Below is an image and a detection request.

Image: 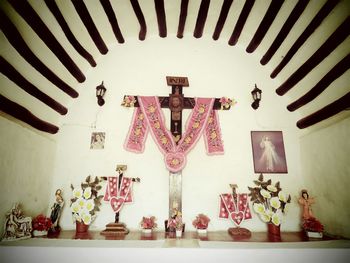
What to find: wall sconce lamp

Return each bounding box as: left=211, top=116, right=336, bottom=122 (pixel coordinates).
left=96, top=81, right=106, bottom=106
left=251, top=84, right=262, bottom=110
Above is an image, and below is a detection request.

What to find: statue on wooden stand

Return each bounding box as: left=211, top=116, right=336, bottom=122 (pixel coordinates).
left=49, top=189, right=64, bottom=234
left=2, top=203, right=32, bottom=241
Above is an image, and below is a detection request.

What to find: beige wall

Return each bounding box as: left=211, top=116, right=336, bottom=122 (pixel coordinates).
left=300, top=117, right=350, bottom=238
left=0, top=116, right=57, bottom=237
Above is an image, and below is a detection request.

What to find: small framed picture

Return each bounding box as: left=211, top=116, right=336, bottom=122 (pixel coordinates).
left=251, top=131, right=287, bottom=174
left=90, top=132, right=105, bottom=150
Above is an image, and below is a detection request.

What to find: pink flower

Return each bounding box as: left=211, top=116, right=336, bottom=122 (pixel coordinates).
left=192, top=214, right=210, bottom=229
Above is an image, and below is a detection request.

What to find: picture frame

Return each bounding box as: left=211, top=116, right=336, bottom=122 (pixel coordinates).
left=90, top=132, right=106, bottom=150
left=251, top=131, right=287, bottom=174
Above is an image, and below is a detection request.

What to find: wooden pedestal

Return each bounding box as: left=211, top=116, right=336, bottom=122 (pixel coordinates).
left=100, top=222, right=129, bottom=236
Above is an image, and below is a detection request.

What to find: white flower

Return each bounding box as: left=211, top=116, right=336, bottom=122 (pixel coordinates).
left=81, top=212, right=92, bottom=225
left=73, top=213, right=82, bottom=222
left=267, top=185, right=277, bottom=192
left=83, top=187, right=92, bottom=199
left=260, top=189, right=271, bottom=199
left=271, top=213, right=281, bottom=226
left=278, top=191, right=286, bottom=202
left=73, top=188, right=83, bottom=198
left=77, top=198, right=86, bottom=208
left=86, top=199, right=95, bottom=212
left=71, top=201, right=81, bottom=214
left=259, top=213, right=271, bottom=223
left=253, top=203, right=266, bottom=214
left=266, top=208, right=274, bottom=217
left=270, top=197, right=281, bottom=209
left=283, top=203, right=289, bottom=213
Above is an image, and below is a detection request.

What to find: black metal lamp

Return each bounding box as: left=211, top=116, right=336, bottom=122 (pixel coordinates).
left=96, top=81, right=106, bottom=106
left=251, top=84, right=262, bottom=110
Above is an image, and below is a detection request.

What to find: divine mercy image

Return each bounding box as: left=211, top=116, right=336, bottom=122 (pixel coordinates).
left=251, top=131, right=288, bottom=173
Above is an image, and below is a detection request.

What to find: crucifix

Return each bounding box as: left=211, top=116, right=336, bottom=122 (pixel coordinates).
left=122, top=76, right=233, bottom=221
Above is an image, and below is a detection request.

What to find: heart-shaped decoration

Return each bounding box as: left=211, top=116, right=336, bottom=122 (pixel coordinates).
left=230, top=211, right=244, bottom=226
left=173, top=135, right=181, bottom=143
left=110, top=197, right=125, bottom=213
left=165, top=152, right=186, bottom=173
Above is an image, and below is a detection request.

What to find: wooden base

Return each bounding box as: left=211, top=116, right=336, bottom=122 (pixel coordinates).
left=100, top=222, right=129, bottom=236
left=228, top=227, right=251, bottom=239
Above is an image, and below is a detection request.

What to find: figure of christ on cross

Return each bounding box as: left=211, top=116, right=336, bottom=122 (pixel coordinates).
left=122, top=76, right=233, bottom=222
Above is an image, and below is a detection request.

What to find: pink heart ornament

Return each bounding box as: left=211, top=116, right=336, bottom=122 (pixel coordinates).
left=165, top=152, right=186, bottom=173
left=230, top=211, right=244, bottom=226
left=110, top=197, right=125, bottom=213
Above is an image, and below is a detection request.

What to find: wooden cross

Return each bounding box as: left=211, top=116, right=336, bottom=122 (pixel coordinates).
left=122, top=76, right=232, bottom=219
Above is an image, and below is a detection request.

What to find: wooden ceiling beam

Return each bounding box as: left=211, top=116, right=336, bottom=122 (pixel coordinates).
left=71, top=0, right=108, bottom=55
left=276, top=16, right=350, bottom=96
left=0, top=95, right=59, bottom=134
left=0, top=56, right=68, bottom=115
left=288, top=54, right=350, bottom=112
left=260, top=0, right=310, bottom=65
left=270, top=0, right=340, bottom=78
left=212, top=0, right=233, bottom=41
left=8, top=0, right=85, bottom=83
left=193, top=0, right=211, bottom=38
left=177, top=0, right=189, bottom=38
left=154, top=0, right=167, bottom=38
left=130, top=0, right=147, bottom=41
left=99, top=0, right=125, bottom=44
left=0, top=10, right=78, bottom=98
left=246, top=0, right=284, bottom=53
left=297, top=92, right=350, bottom=129
left=228, top=0, right=255, bottom=46
left=44, top=0, right=96, bottom=67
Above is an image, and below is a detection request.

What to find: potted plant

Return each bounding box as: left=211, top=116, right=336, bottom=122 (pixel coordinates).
left=32, top=214, right=52, bottom=236
left=70, top=175, right=104, bottom=233
left=248, top=174, right=291, bottom=238
left=167, top=216, right=184, bottom=237
left=192, top=214, right=210, bottom=235
left=140, top=216, right=157, bottom=234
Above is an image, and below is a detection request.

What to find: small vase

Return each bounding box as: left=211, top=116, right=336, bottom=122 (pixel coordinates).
left=33, top=230, right=48, bottom=237
left=76, top=221, right=89, bottom=233
left=142, top=228, right=152, bottom=234
left=197, top=228, right=207, bottom=235
left=176, top=229, right=182, bottom=238
left=267, top=223, right=281, bottom=241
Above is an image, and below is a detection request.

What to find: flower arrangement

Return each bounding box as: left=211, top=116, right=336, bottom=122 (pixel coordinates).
left=70, top=176, right=104, bottom=225
left=32, top=214, right=52, bottom=232
left=248, top=174, right=291, bottom=226
left=192, top=214, right=210, bottom=230
left=121, top=95, right=136, bottom=107
left=140, top=216, right=157, bottom=230
left=219, top=97, right=236, bottom=110
left=168, top=215, right=184, bottom=231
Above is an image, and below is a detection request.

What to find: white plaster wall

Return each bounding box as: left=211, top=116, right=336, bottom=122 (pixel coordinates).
left=300, top=117, right=350, bottom=238
left=0, top=116, right=57, bottom=237
left=52, top=36, right=304, bottom=232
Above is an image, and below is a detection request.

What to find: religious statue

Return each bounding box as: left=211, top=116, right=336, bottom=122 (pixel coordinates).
left=298, top=189, right=323, bottom=237
left=219, top=184, right=252, bottom=238
left=2, top=203, right=32, bottom=241
left=49, top=189, right=64, bottom=233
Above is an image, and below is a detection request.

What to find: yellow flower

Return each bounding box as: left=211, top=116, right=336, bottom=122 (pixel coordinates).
left=86, top=199, right=95, bottom=212
left=278, top=191, right=286, bottom=202
left=171, top=159, right=180, bottom=165
left=81, top=212, right=92, bottom=225
left=161, top=136, right=168, bottom=144
left=134, top=128, right=141, bottom=136
left=260, top=189, right=271, bottom=199
left=259, top=213, right=271, bottom=223
left=138, top=113, right=144, bottom=120
left=253, top=203, right=265, bottom=214
left=210, top=131, right=217, bottom=139
left=73, top=188, right=82, bottom=199
left=148, top=105, right=155, bottom=113
left=83, top=187, right=92, bottom=199
left=198, top=106, right=205, bottom=113
left=270, top=197, right=281, bottom=209
left=267, top=185, right=277, bottom=192
left=271, top=213, right=281, bottom=226
left=154, top=122, right=160, bottom=129
left=185, top=137, right=192, bottom=143
left=77, top=198, right=86, bottom=208
left=71, top=201, right=81, bottom=214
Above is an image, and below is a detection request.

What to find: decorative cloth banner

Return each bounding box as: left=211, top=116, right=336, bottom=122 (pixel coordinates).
left=219, top=193, right=252, bottom=226
left=124, top=96, right=224, bottom=172
left=104, top=176, right=133, bottom=213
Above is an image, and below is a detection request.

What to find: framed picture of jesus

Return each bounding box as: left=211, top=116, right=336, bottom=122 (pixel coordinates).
left=251, top=131, right=288, bottom=174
